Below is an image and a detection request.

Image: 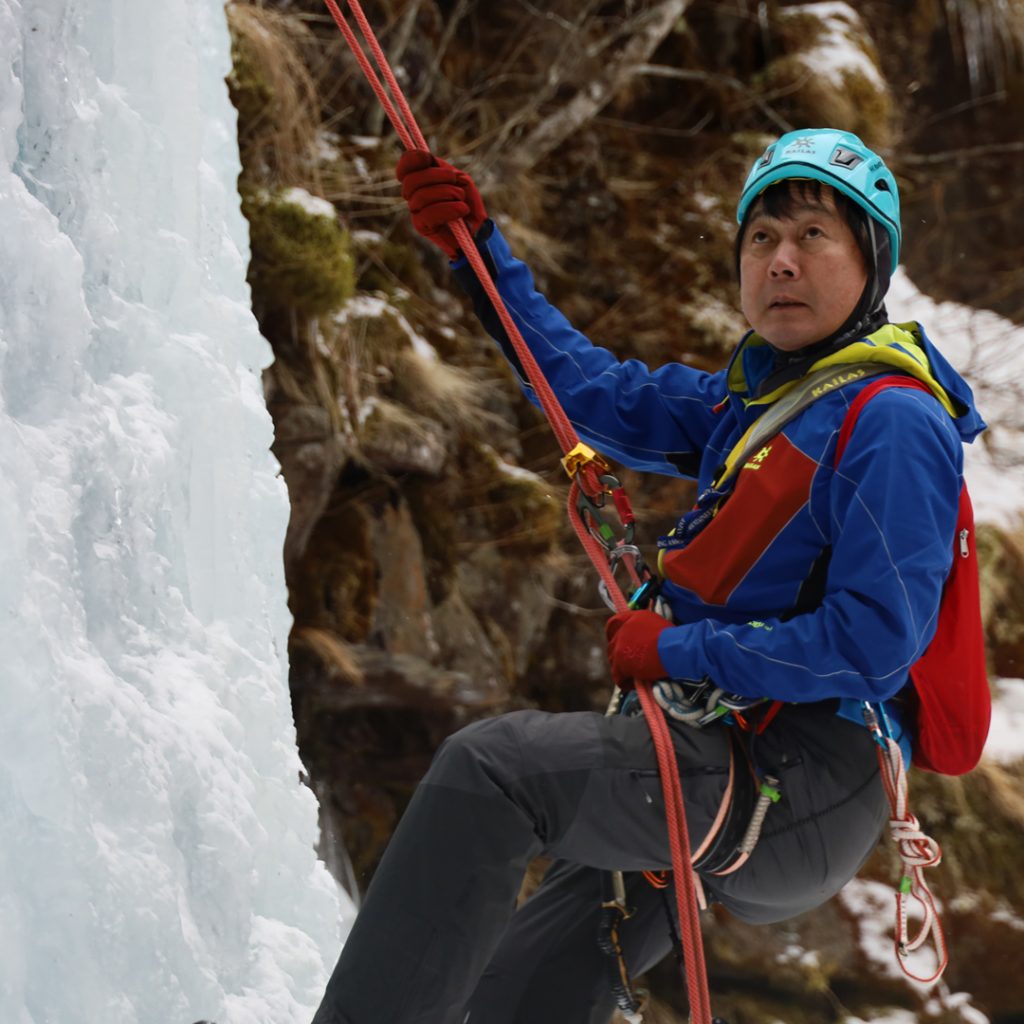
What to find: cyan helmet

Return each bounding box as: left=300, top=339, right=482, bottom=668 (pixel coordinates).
left=736, top=129, right=901, bottom=273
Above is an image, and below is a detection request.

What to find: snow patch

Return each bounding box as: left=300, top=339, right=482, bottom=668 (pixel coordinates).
left=983, top=678, right=1024, bottom=764
left=336, top=294, right=440, bottom=362
left=486, top=446, right=546, bottom=484
left=838, top=878, right=941, bottom=990
left=788, top=2, right=886, bottom=90
left=281, top=186, right=337, bottom=220
left=776, top=943, right=821, bottom=970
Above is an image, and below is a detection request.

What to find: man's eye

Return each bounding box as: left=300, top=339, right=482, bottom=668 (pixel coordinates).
left=804, top=225, right=825, bottom=239
left=751, top=230, right=769, bottom=243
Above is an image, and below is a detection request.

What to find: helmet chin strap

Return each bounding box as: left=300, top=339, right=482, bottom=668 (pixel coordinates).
left=819, top=217, right=892, bottom=349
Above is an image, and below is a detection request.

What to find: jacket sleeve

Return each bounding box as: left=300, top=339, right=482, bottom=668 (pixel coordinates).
left=656, top=387, right=963, bottom=702
left=452, top=222, right=726, bottom=478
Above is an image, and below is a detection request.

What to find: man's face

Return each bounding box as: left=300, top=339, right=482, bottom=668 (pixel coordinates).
left=739, top=184, right=868, bottom=351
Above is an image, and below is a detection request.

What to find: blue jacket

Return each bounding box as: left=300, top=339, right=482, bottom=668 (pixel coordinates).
left=455, top=223, right=986, bottom=730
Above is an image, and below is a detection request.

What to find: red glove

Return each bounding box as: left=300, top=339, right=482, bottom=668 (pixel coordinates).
left=605, top=610, right=671, bottom=689
left=396, top=149, right=487, bottom=260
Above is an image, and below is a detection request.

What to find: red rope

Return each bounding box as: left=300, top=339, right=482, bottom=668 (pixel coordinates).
left=345, top=1, right=428, bottom=150
left=637, top=683, right=712, bottom=1022
left=325, top=4, right=714, bottom=1019
left=323, top=1, right=417, bottom=150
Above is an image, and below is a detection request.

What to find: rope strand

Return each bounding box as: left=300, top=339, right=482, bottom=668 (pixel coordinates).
left=324, top=3, right=714, bottom=1019
left=876, top=735, right=948, bottom=983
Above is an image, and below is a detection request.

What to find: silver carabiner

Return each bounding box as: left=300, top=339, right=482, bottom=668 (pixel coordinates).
left=597, top=544, right=646, bottom=611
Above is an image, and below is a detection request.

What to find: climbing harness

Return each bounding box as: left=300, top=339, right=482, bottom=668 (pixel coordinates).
left=323, top=3, right=717, bottom=1021
left=601, top=694, right=780, bottom=1017
left=620, top=692, right=783, bottom=876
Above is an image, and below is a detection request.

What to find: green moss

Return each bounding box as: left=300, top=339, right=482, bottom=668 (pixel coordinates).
left=754, top=3, right=894, bottom=146
left=755, top=56, right=892, bottom=148
left=243, top=190, right=355, bottom=318
left=838, top=69, right=895, bottom=148
left=226, top=37, right=273, bottom=164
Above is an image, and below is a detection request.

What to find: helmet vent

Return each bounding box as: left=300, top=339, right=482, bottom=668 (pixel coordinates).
left=875, top=178, right=892, bottom=192
left=830, top=146, right=863, bottom=170
left=757, top=145, right=776, bottom=168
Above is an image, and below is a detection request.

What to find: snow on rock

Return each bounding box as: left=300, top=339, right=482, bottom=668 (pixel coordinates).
left=983, top=678, right=1024, bottom=765
left=842, top=1011, right=918, bottom=1024
left=786, top=2, right=886, bottom=90
left=281, top=186, right=338, bottom=221
left=0, top=1, right=348, bottom=1022
left=336, top=292, right=441, bottom=362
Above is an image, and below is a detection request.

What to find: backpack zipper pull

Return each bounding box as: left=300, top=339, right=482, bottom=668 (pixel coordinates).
left=959, top=527, right=970, bottom=558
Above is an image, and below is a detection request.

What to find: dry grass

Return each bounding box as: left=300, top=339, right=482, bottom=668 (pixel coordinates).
left=393, top=348, right=497, bottom=433
left=291, top=626, right=365, bottom=685
left=227, top=0, right=322, bottom=191
left=338, top=299, right=497, bottom=438
left=973, top=758, right=1024, bottom=830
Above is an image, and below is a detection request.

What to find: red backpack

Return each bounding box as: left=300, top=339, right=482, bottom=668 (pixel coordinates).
left=836, top=377, right=991, bottom=775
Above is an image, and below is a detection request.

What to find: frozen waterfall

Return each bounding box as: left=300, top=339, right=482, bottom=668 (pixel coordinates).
left=0, top=1, right=351, bottom=1021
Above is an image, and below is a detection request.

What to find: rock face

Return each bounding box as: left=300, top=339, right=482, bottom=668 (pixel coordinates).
left=227, top=1, right=1024, bottom=1020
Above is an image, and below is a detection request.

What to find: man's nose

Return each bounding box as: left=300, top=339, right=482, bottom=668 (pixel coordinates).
left=769, top=242, right=800, bottom=278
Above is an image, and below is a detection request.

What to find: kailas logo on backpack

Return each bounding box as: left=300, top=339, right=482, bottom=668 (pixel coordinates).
left=836, top=378, right=991, bottom=775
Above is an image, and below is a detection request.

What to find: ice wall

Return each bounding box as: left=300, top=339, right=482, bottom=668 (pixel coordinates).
left=0, top=1, right=348, bottom=1021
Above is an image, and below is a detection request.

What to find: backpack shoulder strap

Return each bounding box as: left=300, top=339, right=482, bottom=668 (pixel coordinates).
left=719, top=362, right=894, bottom=488
left=834, top=375, right=932, bottom=466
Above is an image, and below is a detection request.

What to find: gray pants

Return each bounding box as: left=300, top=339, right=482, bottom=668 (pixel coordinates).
left=312, top=702, right=886, bottom=1024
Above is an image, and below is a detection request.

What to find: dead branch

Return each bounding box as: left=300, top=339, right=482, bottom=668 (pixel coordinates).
left=896, top=141, right=1024, bottom=164
left=474, top=0, right=608, bottom=165
left=636, top=63, right=794, bottom=133
left=368, top=0, right=425, bottom=136
left=413, top=0, right=472, bottom=107
left=485, top=0, right=695, bottom=183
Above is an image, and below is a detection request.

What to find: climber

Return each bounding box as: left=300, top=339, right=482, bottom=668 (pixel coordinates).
left=311, top=129, right=986, bottom=1024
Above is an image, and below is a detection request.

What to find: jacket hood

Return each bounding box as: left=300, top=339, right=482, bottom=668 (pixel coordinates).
left=726, top=321, right=986, bottom=443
